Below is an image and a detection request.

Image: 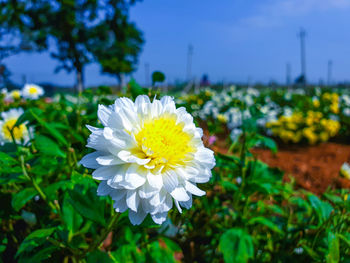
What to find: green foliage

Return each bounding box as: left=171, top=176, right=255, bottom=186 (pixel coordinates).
left=220, top=228, right=254, bottom=263
left=152, top=71, right=166, bottom=85
left=0, top=88, right=349, bottom=262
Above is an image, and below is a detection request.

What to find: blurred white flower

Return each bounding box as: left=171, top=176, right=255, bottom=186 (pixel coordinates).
left=341, top=94, right=350, bottom=106
left=343, top=108, right=350, bottom=117
left=0, top=108, right=32, bottom=145
left=80, top=95, right=215, bottom=225
left=22, top=84, right=44, bottom=99
left=230, top=128, right=242, bottom=142
left=6, top=89, right=21, bottom=100
left=1, top=88, right=7, bottom=95
left=340, top=162, right=350, bottom=180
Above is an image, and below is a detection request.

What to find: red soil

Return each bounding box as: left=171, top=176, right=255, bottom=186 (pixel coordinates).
left=202, top=129, right=350, bottom=194
left=251, top=143, right=350, bottom=194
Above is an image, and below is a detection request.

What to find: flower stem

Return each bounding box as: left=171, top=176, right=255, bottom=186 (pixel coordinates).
left=84, top=212, right=121, bottom=255
left=20, top=155, right=57, bottom=212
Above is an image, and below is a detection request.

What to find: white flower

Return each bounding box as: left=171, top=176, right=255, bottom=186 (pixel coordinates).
left=343, top=108, right=350, bottom=117
left=80, top=95, right=215, bottom=225
left=340, top=162, right=350, bottom=180
left=1, top=88, right=7, bottom=95
left=6, top=89, right=21, bottom=100
left=230, top=128, right=242, bottom=142
left=0, top=108, right=32, bottom=145
left=22, top=84, right=44, bottom=99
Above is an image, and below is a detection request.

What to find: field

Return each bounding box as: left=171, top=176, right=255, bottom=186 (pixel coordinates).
left=0, top=83, right=349, bottom=263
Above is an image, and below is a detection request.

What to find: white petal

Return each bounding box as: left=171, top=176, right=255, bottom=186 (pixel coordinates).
left=97, top=181, right=112, bottom=196
left=110, top=189, right=127, bottom=201
left=138, top=183, right=158, bottom=199
left=184, top=181, right=205, bottom=196
left=149, top=191, right=166, bottom=207
left=195, top=147, right=216, bottom=167
left=151, top=100, right=163, bottom=118
left=96, top=154, right=124, bottom=166
left=114, top=97, right=135, bottom=111
left=151, top=212, right=168, bottom=224
left=129, top=209, right=147, bottom=225
left=174, top=200, right=182, bottom=213
left=97, top=105, right=112, bottom=126
left=162, top=171, right=178, bottom=193
left=80, top=152, right=101, bottom=169
left=126, top=190, right=139, bottom=212
left=179, top=194, right=193, bottom=209
left=113, top=198, right=128, bottom=212
left=170, top=187, right=190, bottom=202
left=120, top=164, right=146, bottom=189
left=92, top=165, right=122, bottom=180
left=147, top=173, right=163, bottom=189
left=117, top=150, right=150, bottom=165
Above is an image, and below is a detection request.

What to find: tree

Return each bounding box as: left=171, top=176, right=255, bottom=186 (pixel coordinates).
left=0, top=0, right=143, bottom=92
left=151, top=71, right=165, bottom=85
left=89, top=0, right=144, bottom=90
left=0, top=0, right=99, bottom=93
left=39, top=0, right=99, bottom=93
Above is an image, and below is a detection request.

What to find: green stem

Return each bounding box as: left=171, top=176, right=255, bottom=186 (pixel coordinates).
left=20, top=155, right=57, bottom=212
left=84, top=213, right=121, bottom=255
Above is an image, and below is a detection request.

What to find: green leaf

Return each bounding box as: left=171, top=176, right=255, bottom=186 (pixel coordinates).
left=68, top=185, right=106, bottom=226
left=29, top=109, right=69, bottom=146
left=35, top=135, right=66, bottom=158
left=326, top=232, right=339, bottom=263
left=248, top=217, right=284, bottom=235
left=111, top=244, right=145, bottom=263
left=0, top=152, right=17, bottom=165
left=87, top=250, right=113, bottom=263
left=18, top=246, right=57, bottom=263
left=62, top=194, right=83, bottom=235
left=16, top=228, right=55, bottom=256
left=308, top=194, right=333, bottom=224
left=219, top=228, right=254, bottom=263
left=11, top=188, right=37, bottom=211
left=14, top=108, right=43, bottom=126
left=147, top=240, right=177, bottom=263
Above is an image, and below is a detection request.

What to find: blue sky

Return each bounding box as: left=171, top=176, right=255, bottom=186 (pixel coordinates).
left=4, top=0, right=350, bottom=86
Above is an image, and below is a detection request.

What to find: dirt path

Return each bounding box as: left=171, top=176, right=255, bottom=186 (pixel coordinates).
left=202, top=126, right=350, bottom=194
left=251, top=143, right=350, bottom=194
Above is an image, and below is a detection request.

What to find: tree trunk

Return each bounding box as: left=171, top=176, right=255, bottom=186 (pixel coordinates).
left=76, top=70, right=84, bottom=94
left=117, top=73, right=126, bottom=94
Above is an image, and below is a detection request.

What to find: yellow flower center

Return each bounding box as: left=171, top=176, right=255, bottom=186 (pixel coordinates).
left=12, top=91, right=21, bottom=99
left=2, top=119, right=27, bottom=140
left=135, top=116, right=194, bottom=168
left=29, top=87, right=38, bottom=94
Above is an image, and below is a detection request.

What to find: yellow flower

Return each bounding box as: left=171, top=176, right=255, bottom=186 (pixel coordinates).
left=319, top=132, right=329, bottom=142
left=303, top=128, right=318, bottom=144
left=217, top=114, right=227, bottom=123
left=313, top=99, right=320, bottom=108
left=0, top=108, right=31, bottom=145
left=330, top=102, right=339, bottom=114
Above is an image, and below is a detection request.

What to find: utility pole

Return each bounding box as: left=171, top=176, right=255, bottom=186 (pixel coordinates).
left=144, top=63, right=150, bottom=87
left=298, top=28, right=306, bottom=84
left=186, top=44, right=193, bottom=82
left=327, top=60, right=332, bottom=86
left=286, top=63, right=291, bottom=87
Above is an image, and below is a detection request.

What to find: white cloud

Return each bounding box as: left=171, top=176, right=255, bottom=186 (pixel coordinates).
left=239, top=0, right=350, bottom=29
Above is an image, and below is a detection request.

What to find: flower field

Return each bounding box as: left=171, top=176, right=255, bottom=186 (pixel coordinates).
left=0, top=84, right=349, bottom=263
